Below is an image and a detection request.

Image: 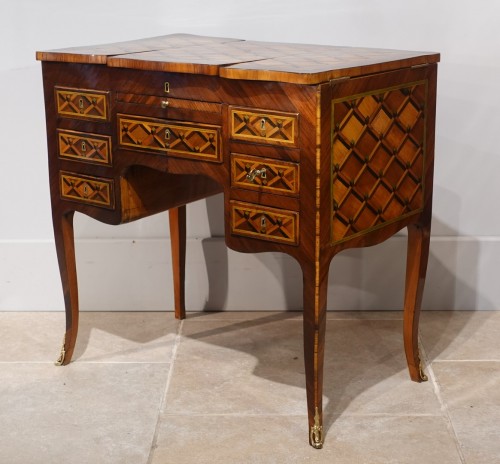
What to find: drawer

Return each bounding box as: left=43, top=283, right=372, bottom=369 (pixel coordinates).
left=55, top=87, right=109, bottom=121
left=118, top=114, right=222, bottom=162
left=60, top=172, right=115, bottom=209
left=116, top=92, right=222, bottom=115
left=231, top=153, right=299, bottom=196
left=230, top=200, right=299, bottom=245
left=230, top=107, right=298, bottom=147
left=58, top=130, right=112, bottom=165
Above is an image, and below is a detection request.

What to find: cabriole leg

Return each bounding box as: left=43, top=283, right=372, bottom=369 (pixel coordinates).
left=53, top=211, right=79, bottom=366
left=403, top=222, right=431, bottom=382
left=301, top=259, right=329, bottom=449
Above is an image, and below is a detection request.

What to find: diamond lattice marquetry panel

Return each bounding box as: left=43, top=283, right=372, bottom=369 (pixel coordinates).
left=119, top=115, right=221, bottom=162
left=60, top=172, right=114, bottom=209
left=58, top=130, right=111, bottom=165
left=231, top=201, right=298, bottom=245
left=55, top=87, right=109, bottom=121
left=231, top=108, right=298, bottom=146
left=231, top=154, right=299, bottom=196
left=331, top=83, right=426, bottom=243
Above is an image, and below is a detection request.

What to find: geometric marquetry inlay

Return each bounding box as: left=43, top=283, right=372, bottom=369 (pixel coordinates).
left=60, top=172, right=114, bottom=209
left=230, top=200, right=299, bottom=245
left=230, top=107, right=298, bottom=146
left=331, top=82, right=426, bottom=243
left=118, top=114, right=222, bottom=162
left=231, top=153, right=299, bottom=196
left=55, top=87, right=109, bottom=121
left=57, top=130, right=112, bottom=165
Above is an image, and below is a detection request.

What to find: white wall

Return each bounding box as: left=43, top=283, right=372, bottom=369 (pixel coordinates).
left=1, top=1, right=499, bottom=311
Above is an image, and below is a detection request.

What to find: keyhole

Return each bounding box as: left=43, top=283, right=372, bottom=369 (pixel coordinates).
left=165, top=129, right=170, bottom=140
left=260, top=216, right=267, bottom=231
left=83, top=184, right=89, bottom=197
left=260, top=118, right=266, bottom=131
left=78, top=98, right=84, bottom=109
left=81, top=141, right=86, bottom=152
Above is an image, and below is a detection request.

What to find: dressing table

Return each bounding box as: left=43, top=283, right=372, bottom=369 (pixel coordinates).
left=37, top=34, right=439, bottom=448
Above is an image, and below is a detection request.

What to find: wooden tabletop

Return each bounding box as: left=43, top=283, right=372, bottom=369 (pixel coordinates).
left=36, top=33, right=440, bottom=84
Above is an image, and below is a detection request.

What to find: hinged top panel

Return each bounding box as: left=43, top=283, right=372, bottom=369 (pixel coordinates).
left=37, top=34, right=440, bottom=85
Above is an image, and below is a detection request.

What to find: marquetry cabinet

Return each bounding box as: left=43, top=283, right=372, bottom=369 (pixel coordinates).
left=37, top=34, right=439, bottom=449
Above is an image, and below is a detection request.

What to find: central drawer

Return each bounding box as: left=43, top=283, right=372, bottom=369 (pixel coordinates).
left=118, top=114, right=222, bottom=162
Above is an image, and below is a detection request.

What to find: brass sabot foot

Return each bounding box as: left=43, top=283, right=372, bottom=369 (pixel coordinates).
left=418, top=348, right=428, bottom=381
left=55, top=335, right=66, bottom=366
left=309, top=407, right=324, bottom=449
left=418, top=359, right=428, bottom=382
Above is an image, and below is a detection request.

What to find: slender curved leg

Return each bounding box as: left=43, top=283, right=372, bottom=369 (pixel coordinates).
left=169, top=206, right=187, bottom=320
left=301, top=258, right=329, bottom=449
left=403, top=221, right=431, bottom=382
left=53, top=211, right=79, bottom=366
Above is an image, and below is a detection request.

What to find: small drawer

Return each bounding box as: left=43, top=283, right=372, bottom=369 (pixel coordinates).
left=116, top=92, right=222, bottom=115
left=60, top=172, right=114, bottom=209
left=55, top=87, right=109, bottom=121
left=230, top=107, right=298, bottom=147
left=230, top=200, right=299, bottom=245
left=58, top=130, right=112, bottom=165
left=231, top=153, right=299, bottom=196
left=118, top=114, right=222, bottom=162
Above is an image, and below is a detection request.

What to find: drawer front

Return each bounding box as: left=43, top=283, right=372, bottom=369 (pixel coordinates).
left=230, top=201, right=299, bottom=245
left=55, top=87, right=109, bottom=121
left=116, top=92, right=222, bottom=115
left=230, top=107, right=298, bottom=146
left=58, top=130, right=112, bottom=165
left=118, top=115, right=222, bottom=162
left=60, top=172, right=114, bottom=209
left=231, top=153, right=299, bottom=196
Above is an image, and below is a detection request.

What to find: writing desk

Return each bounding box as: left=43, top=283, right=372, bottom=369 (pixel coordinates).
left=37, top=34, right=439, bottom=448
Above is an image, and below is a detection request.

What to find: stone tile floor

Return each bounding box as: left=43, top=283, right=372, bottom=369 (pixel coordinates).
left=0, top=310, right=499, bottom=464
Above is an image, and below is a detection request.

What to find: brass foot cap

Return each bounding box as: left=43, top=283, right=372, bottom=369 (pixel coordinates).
left=309, top=407, right=324, bottom=449
left=55, top=335, right=66, bottom=366
left=419, top=360, right=428, bottom=382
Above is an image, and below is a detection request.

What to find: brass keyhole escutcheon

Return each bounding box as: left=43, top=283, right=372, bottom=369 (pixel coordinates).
left=164, top=82, right=170, bottom=93
left=260, top=215, right=267, bottom=232
left=165, top=129, right=170, bottom=140
left=260, top=118, right=266, bottom=135
left=82, top=184, right=89, bottom=197
left=81, top=141, right=86, bottom=152
left=78, top=98, right=84, bottom=109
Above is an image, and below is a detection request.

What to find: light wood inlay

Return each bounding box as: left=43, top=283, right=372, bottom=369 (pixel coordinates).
left=55, top=87, right=109, bottom=121
left=60, top=172, right=114, bottom=209
left=230, top=200, right=299, bottom=245
left=331, top=82, right=426, bottom=243
left=231, top=107, right=298, bottom=146
left=118, top=114, right=222, bottom=162
left=58, top=130, right=112, bottom=165
left=231, top=153, right=299, bottom=196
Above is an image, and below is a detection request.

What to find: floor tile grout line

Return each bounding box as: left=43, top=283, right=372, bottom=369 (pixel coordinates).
left=146, top=318, right=184, bottom=464
left=431, top=359, right=500, bottom=363
left=159, top=412, right=444, bottom=418
left=421, top=341, right=467, bottom=464
left=0, top=361, right=172, bottom=364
